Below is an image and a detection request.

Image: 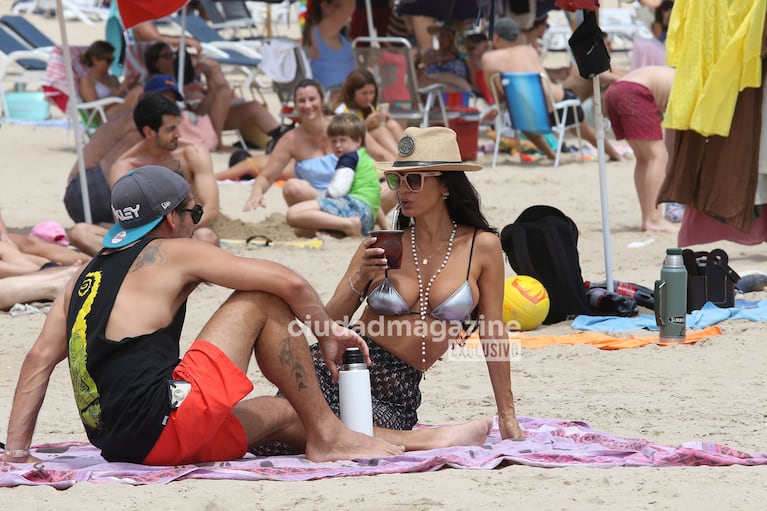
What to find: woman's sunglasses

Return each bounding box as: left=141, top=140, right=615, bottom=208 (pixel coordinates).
left=385, top=171, right=442, bottom=192
left=158, top=51, right=175, bottom=60
left=179, top=204, right=204, bottom=224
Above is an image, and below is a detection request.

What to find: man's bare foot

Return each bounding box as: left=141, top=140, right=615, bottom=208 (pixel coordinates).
left=305, top=428, right=404, bottom=462
left=642, top=218, right=680, bottom=233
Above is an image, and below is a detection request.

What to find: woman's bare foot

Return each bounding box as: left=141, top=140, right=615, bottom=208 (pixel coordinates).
left=305, top=428, right=404, bottom=462
left=642, top=218, right=679, bottom=233
left=342, top=217, right=362, bottom=237
left=416, top=417, right=493, bottom=449
left=376, top=417, right=493, bottom=451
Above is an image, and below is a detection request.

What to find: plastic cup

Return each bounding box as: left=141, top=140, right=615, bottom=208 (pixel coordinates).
left=378, top=103, right=389, bottom=126
left=370, top=230, right=403, bottom=269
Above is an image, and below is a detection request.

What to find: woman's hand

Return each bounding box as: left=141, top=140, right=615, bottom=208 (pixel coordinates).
left=243, top=189, right=266, bottom=211
left=357, top=236, right=388, bottom=284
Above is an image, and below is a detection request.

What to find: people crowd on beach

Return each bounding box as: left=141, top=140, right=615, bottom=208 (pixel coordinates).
left=14, top=0, right=762, bottom=467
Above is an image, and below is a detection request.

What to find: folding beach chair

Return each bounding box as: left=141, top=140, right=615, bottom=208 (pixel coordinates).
left=41, top=45, right=124, bottom=141
left=0, top=15, right=56, bottom=53
left=176, top=13, right=265, bottom=92
left=259, top=38, right=311, bottom=124
left=12, top=0, right=109, bottom=25
left=0, top=26, right=48, bottom=116
left=352, top=36, right=460, bottom=128
left=492, top=72, right=583, bottom=168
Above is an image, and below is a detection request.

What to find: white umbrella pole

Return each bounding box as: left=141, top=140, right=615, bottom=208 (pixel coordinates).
left=593, top=75, right=613, bottom=292
left=177, top=7, right=186, bottom=89
left=57, top=0, right=91, bottom=224
left=364, top=0, right=377, bottom=39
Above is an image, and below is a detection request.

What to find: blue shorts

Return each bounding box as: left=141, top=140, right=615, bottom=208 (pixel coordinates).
left=317, top=195, right=374, bottom=235
left=64, top=164, right=114, bottom=224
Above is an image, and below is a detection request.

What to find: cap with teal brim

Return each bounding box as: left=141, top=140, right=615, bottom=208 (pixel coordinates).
left=103, top=165, right=190, bottom=249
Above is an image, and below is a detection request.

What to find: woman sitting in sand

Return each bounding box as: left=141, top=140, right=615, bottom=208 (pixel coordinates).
left=317, top=127, right=524, bottom=439
left=332, top=69, right=403, bottom=161
left=243, top=79, right=396, bottom=226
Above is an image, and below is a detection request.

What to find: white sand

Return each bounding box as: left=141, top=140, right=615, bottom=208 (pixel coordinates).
left=1, top=5, right=766, bottom=509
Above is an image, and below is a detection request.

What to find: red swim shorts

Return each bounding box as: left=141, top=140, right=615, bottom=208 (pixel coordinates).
left=604, top=80, right=663, bottom=141
left=143, top=340, right=253, bottom=466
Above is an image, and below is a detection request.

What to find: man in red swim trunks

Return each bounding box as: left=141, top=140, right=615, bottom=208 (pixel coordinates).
left=604, top=65, right=677, bottom=233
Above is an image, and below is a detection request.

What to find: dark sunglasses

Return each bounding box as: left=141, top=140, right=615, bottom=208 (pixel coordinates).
left=385, top=171, right=442, bottom=192
left=100, top=56, right=115, bottom=63
left=158, top=51, right=174, bottom=60
left=179, top=204, right=204, bottom=224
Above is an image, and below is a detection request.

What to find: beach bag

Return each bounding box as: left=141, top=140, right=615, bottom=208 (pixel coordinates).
left=500, top=205, right=592, bottom=324
left=568, top=10, right=611, bottom=79
left=682, top=248, right=740, bottom=312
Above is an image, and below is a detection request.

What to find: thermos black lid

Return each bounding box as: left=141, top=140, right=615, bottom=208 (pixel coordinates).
left=666, top=248, right=682, bottom=255
left=342, top=347, right=365, bottom=365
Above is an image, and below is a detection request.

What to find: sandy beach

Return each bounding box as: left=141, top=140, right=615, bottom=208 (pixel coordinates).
left=1, top=4, right=766, bottom=509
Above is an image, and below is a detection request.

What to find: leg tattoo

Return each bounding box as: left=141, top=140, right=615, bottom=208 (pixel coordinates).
left=278, top=336, right=308, bottom=391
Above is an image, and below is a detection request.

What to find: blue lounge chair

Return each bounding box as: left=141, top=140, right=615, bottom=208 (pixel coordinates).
left=491, top=72, right=583, bottom=168
left=0, top=15, right=55, bottom=52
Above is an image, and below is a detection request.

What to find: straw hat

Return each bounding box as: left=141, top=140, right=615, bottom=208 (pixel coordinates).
left=375, top=127, right=483, bottom=172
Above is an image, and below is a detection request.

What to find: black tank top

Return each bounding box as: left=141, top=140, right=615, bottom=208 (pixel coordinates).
left=66, top=238, right=186, bottom=463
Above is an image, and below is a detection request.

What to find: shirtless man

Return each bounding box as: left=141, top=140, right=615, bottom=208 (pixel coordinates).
left=604, top=65, right=677, bottom=233
left=70, top=93, right=220, bottom=254
left=481, top=17, right=623, bottom=162
left=1, top=166, right=488, bottom=465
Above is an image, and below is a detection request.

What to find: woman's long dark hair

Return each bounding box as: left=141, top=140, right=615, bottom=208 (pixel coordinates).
left=395, top=171, right=497, bottom=235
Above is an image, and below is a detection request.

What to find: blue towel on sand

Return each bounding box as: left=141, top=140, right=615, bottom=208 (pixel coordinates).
left=572, top=299, right=767, bottom=332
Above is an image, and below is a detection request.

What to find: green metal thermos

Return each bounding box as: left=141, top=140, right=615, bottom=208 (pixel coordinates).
left=654, top=248, right=687, bottom=342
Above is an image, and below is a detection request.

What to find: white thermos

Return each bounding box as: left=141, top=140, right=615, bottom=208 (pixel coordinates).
left=338, top=347, right=374, bottom=435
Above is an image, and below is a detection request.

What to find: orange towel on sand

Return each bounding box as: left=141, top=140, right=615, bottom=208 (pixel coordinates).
left=467, top=326, right=721, bottom=350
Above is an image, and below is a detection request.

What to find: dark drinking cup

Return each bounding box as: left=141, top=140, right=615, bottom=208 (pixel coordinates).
left=370, top=230, right=404, bottom=269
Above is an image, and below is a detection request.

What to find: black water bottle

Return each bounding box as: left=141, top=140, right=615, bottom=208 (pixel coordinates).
left=585, top=287, right=638, bottom=317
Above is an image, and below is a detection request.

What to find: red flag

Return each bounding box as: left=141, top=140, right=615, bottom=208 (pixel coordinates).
left=555, top=0, right=599, bottom=11
left=118, top=0, right=188, bottom=29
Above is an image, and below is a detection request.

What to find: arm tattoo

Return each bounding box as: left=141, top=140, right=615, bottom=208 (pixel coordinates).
left=278, top=336, right=308, bottom=391
left=130, top=244, right=165, bottom=272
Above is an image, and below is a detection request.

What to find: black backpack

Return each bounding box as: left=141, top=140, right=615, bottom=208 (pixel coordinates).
left=500, top=205, right=592, bottom=324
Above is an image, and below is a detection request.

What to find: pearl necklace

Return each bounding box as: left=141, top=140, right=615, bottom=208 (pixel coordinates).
left=411, top=221, right=457, bottom=373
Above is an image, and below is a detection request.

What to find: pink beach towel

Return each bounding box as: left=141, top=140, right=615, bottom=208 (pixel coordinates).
left=1, top=416, right=764, bottom=489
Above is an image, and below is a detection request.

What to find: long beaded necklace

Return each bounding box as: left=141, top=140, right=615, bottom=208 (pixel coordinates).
left=411, top=220, right=457, bottom=373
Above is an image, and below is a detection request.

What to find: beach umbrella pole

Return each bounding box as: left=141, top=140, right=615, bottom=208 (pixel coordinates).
left=57, top=0, right=92, bottom=224
left=592, top=75, right=613, bottom=292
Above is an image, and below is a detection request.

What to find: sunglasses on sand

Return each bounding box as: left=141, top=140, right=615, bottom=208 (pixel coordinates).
left=385, top=171, right=442, bottom=192
left=179, top=204, right=204, bottom=224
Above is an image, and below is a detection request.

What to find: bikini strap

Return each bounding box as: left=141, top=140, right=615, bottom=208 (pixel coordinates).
left=466, top=228, right=479, bottom=279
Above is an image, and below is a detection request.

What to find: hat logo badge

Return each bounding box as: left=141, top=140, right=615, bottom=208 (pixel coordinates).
left=161, top=201, right=172, bottom=210
left=398, top=135, right=415, bottom=157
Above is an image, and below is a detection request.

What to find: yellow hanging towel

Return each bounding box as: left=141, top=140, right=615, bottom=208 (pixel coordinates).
left=663, top=0, right=767, bottom=137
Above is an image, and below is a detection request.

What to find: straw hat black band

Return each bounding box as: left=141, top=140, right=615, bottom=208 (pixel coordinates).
left=391, top=160, right=461, bottom=168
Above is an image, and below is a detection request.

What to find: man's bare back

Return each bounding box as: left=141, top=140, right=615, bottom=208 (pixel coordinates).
left=110, top=134, right=219, bottom=227
left=482, top=45, right=565, bottom=104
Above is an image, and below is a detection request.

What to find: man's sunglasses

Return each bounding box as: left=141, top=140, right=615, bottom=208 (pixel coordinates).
left=179, top=204, right=204, bottom=224
left=385, top=171, right=442, bottom=192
